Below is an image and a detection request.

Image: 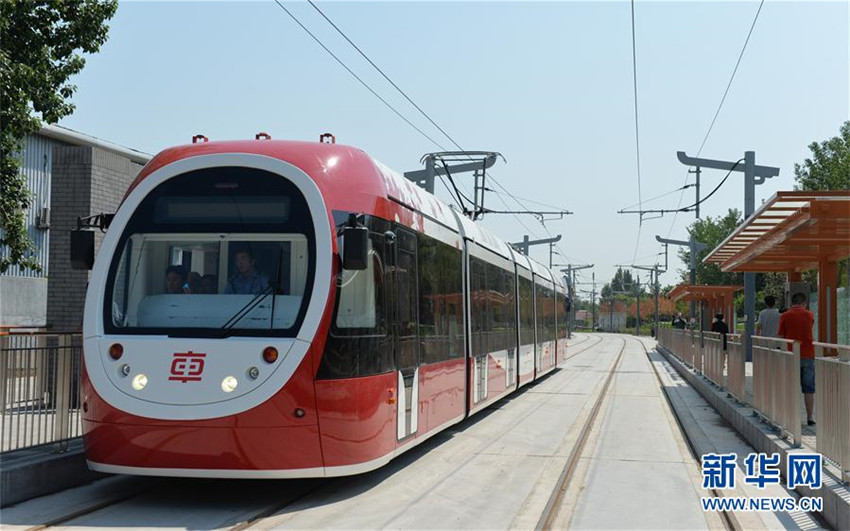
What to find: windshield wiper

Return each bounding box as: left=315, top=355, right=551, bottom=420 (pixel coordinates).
left=220, top=284, right=276, bottom=333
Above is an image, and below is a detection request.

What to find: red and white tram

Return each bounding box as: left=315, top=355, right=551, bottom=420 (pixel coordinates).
left=80, top=136, right=569, bottom=478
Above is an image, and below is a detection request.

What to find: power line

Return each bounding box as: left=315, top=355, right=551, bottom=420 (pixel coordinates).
left=618, top=184, right=694, bottom=212
left=665, top=0, right=766, bottom=239
left=306, top=0, right=466, bottom=155
left=280, top=0, right=565, bottom=253
left=487, top=188, right=572, bottom=213
left=304, top=0, right=481, bottom=204
left=695, top=0, right=766, bottom=157
left=678, top=159, right=743, bottom=211
left=306, top=2, right=571, bottom=243
left=629, top=0, right=643, bottom=263
left=630, top=0, right=643, bottom=214
left=272, top=0, right=446, bottom=151
left=274, top=1, right=475, bottom=207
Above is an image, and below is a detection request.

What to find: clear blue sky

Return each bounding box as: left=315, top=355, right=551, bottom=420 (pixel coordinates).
left=59, top=1, right=849, bottom=293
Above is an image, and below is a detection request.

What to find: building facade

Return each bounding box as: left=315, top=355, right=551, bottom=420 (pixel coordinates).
left=0, top=126, right=151, bottom=330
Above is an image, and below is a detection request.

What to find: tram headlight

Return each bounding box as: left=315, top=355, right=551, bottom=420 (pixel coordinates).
left=222, top=376, right=238, bottom=393
left=132, top=374, right=148, bottom=391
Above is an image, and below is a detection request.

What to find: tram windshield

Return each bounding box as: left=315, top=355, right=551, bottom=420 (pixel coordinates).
left=104, top=167, right=315, bottom=336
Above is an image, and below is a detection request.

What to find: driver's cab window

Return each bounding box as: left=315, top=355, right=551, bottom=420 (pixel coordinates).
left=111, top=234, right=309, bottom=330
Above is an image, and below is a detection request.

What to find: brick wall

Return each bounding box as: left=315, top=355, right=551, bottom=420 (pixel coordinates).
left=47, top=146, right=143, bottom=331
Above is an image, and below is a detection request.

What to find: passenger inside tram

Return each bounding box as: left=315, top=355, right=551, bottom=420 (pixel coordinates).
left=165, top=265, right=187, bottom=294
left=198, top=274, right=218, bottom=294
left=224, top=246, right=270, bottom=295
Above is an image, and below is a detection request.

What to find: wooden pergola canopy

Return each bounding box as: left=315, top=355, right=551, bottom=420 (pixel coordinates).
left=668, top=284, right=743, bottom=303
left=705, top=191, right=850, bottom=273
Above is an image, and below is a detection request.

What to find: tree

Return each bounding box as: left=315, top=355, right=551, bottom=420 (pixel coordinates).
left=0, top=0, right=118, bottom=273
left=678, top=209, right=743, bottom=286
left=794, top=121, right=850, bottom=191
left=793, top=121, right=849, bottom=289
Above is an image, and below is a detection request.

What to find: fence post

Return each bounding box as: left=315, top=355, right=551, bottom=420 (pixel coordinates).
left=791, top=341, right=802, bottom=447
left=52, top=335, right=71, bottom=452
left=0, top=335, right=8, bottom=413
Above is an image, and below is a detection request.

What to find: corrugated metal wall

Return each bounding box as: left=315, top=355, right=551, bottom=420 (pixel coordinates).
left=1, top=134, right=58, bottom=277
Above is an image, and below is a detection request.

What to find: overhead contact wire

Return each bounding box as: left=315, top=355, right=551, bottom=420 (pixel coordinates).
left=665, top=0, right=766, bottom=238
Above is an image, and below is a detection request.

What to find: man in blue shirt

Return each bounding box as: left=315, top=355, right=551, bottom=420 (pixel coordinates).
left=224, top=247, right=269, bottom=294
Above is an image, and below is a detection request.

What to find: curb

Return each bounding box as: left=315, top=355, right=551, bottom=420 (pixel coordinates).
left=1, top=438, right=105, bottom=507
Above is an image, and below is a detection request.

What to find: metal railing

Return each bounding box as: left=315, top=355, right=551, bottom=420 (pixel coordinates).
left=751, top=336, right=802, bottom=447
left=726, top=335, right=746, bottom=403
left=666, top=328, right=700, bottom=371
left=814, top=342, right=850, bottom=483
left=0, top=331, right=83, bottom=453
left=702, top=331, right=725, bottom=387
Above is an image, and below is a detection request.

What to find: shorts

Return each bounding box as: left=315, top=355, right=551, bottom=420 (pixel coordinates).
left=800, top=358, right=815, bottom=394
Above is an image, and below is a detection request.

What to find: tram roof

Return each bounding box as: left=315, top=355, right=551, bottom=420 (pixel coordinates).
left=131, top=139, right=564, bottom=280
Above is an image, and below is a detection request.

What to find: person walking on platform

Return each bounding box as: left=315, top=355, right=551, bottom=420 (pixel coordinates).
left=778, top=292, right=816, bottom=426
left=756, top=295, right=780, bottom=338
left=672, top=312, right=687, bottom=330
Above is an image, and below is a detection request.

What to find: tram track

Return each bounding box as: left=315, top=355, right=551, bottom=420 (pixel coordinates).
left=21, top=479, right=159, bottom=531
left=228, top=480, right=330, bottom=530
left=561, top=333, right=604, bottom=361
left=535, top=335, right=627, bottom=530
left=633, top=337, right=740, bottom=531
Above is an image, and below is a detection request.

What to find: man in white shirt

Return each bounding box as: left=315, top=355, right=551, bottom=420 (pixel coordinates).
left=756, top=295, right=780, bottom=338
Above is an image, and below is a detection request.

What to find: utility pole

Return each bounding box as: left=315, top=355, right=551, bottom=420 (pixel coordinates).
left=592, top=272, right=596, bottom=330
left=511, top=234, right=561, bottom=258
left=689, top=166, right=702, bottom=219
left=676, top=151, right=780, bottom=362
left=635, top=274, right=641, bottom=335
left=632, top=264, right=666, bottom=337
left=557, top=264, right=593, bottom=338
left=656, top=235, right=708, bottom=320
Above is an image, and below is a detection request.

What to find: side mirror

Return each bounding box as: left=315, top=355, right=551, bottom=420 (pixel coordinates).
left=70, top=229, right=95, bottom=270
left=342, top=225, right=369, bottom=270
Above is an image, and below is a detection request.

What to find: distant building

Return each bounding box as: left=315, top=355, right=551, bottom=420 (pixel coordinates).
left=575, top=309, right=589, bottom=326
left=597, top=311, right=626, bottom=332
left=0, top=125, right=151, bottom=329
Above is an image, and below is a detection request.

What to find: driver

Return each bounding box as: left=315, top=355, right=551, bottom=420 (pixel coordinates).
left=224, top=246, right=269, bottom=295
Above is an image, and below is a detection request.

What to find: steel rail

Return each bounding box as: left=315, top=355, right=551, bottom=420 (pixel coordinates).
left=633, top=336, right=740, bottom=531
left=536, top=335, right=627, bottom=530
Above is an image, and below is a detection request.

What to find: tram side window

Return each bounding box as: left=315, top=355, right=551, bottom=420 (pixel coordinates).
left=418, top=234, right=463, bottom=364
left=470, top=258, right=489, bottom=357
left=443, top=246, right=464, bottom=359
left=536, top=281, right=554, bottom=346
left=547, top=286, right=557, bottom=343
left=486, top=263, right=517, bottom=353
left=518, top=276, right=535, bottom=346
left=320, top=217, right=393, bottom=379
left=503, top=267, right=517, bottom=352
left=556, top=290, right=567, bottom=340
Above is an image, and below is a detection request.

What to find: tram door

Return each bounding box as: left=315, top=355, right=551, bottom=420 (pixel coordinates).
left=393, top=229, right=419, bottom=441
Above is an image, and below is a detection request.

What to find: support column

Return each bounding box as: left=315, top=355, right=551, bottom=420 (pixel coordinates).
left=818, top=260, right=838, bottom=344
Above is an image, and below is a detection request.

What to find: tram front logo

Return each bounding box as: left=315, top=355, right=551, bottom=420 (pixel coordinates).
left=169, top=351, right=206, bottom=383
